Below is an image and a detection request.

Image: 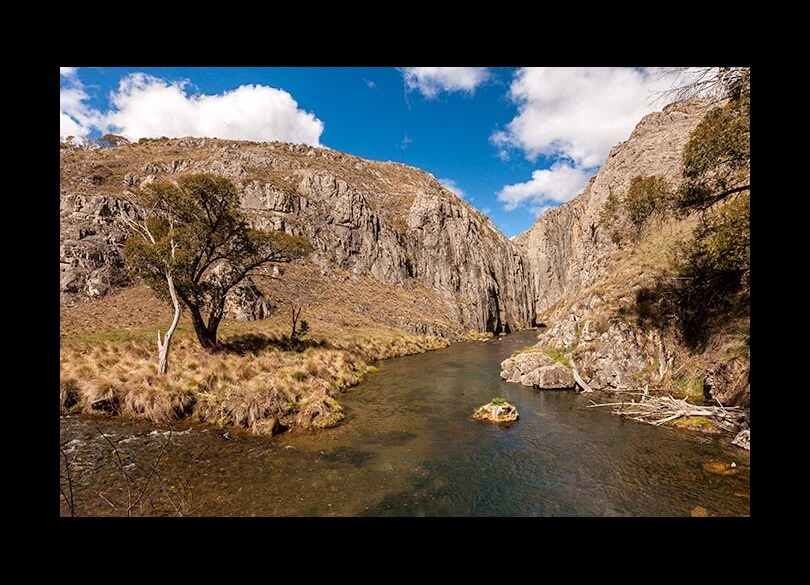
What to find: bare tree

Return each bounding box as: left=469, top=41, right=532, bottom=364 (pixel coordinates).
left=654, top=67, right=750, bottom=104
left=120, top=209, right=181, bottom=375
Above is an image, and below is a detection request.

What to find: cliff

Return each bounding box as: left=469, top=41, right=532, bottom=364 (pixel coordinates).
left=60, top=139, right=535, bottom=336
left=506, top=99, right=750, bottom=410
left=515, top=99, right=711, bottom=312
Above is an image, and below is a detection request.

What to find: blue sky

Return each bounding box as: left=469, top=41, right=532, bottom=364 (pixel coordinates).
left=60, top=67, right=681, bottom=238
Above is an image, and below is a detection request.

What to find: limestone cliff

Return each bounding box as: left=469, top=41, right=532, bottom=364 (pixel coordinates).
left=60, top=139, right=534, bottom=336
left=505, top=99, right=749, bottom=409
left=515, top=100, right=711, bottom=312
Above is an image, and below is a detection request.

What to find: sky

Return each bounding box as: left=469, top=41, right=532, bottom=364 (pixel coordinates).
left=60, top=67, right=688, bottom=238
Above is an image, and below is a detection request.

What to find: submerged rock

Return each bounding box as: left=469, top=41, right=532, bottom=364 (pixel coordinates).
left=473, top=399, right=519, bottom=423
left=732, top=429, right=750, bottom=450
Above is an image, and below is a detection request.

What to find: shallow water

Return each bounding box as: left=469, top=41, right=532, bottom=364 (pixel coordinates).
left=59, top=330, right=750, bottom=516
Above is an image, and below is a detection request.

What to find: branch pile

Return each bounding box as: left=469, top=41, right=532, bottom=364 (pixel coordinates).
left=587, top=395, right=746, bottom=432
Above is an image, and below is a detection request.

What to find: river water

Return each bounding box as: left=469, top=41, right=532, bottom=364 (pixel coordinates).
left=59, top=330, right=750, bottom=516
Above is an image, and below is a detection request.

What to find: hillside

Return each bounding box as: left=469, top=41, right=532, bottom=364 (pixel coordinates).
left=60, top=138, right=534, bottom=337
left=506, top=98, right=750, bottom=416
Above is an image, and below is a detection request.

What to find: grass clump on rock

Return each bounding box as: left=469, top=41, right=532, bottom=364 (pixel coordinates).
left=473, top=397, right=518, bottom=423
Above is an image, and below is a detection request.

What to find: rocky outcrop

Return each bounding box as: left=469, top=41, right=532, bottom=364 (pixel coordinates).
left=223, top=277, right=273, bottom=321
left=505, top=100, right=745, bottom=400
left=515, top=100, right=712, bottom=312
left=60, top=193, right=132, bottom=304
left=60, top=139, right=535, bottom=335
left=500, top=351, right=575, bottom=389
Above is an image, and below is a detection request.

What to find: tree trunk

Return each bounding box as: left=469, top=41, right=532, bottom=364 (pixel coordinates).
left=157, top=274, right=182, bottom=374
left=190, top=306, right=219, bottom=353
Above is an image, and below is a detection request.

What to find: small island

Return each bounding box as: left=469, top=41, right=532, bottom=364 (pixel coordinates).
left=473, top=397, right=519, bottom=423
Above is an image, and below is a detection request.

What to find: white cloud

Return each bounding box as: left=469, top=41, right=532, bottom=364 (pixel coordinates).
left=492, top=67, right=672, bottom=168
left=60, top=68, right=100, bottom=140
left=364, top=78, right=376, bottom=89
left=104, top=73, right=323, bottom=144
left=438, top=177, right=465, bottom=199
left=497, top=162, right=592, bottom=214
left=401, top=67, right=491, bottom=99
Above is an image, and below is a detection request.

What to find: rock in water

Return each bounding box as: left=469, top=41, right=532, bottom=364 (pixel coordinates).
left=732, top=429, right=750, bottom=450
left=473, top=399, right=519, bottom=423
left=500, top=351, right=575, bottom=389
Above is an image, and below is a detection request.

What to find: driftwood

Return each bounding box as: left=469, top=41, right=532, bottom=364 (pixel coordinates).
left=572, top=367, right=593, bottom=393
left=587, top=395, right=746, bottom=432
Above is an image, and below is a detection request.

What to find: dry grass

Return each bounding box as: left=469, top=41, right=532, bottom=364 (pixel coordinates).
left=61, top=277, right=449, bottom=435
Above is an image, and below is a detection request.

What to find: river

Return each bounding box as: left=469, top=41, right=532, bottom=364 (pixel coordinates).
left=59, top=330, right=750, bottom=516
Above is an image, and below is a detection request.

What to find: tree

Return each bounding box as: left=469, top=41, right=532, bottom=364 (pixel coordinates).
left=123, top=174, right=312, bottom=360
left=628, top=67, right=750, bottom=349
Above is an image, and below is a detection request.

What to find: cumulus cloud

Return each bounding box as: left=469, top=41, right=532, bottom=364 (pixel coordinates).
left=494, top=67, right=693, bottom=217
left=492, top=67, right=672, bottom=167
left=438, top=177, right=465, bottom=199
left=60, top=67, right=100, bottom=140
left=59, top=70, right=324, bottom=145
left=104, top=73, right=323, bottom=144
left=497, top=162, right=592, bottom=215
left=401, top=67, right=491, bottom=99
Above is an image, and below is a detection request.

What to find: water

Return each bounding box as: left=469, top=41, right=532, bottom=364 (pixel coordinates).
left=59, top=330, right=750, bottom=516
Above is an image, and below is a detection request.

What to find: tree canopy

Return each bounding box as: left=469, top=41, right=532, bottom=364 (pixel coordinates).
left=124, top=174, right=312, bottom=353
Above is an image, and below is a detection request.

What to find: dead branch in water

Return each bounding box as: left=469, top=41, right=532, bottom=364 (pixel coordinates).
left=587, top=395, right=746, bottom=431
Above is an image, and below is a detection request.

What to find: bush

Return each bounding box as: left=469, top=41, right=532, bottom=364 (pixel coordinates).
left=625, top=175, right=670, bottom=232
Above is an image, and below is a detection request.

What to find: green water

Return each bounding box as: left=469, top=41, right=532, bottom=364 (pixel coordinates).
left=59, top=330, right=750, bottom=516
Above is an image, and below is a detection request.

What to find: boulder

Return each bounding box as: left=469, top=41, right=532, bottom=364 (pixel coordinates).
left=473, top=400, right=519, bottom=423
left=520, top=364, right=575, bottom=389
left=500, top=351, right=575, bottom=389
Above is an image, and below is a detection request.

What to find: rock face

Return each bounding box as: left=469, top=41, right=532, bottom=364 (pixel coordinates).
left=500, top=351, right=575, bottom=389
left=60, top=193, right=133, bottom=304
left=60, top=139, right=535, bottom=335
left=704, top=358, right=750, bottom=408
left=514, top=100, right=712, bottom=311
left=505, top=100, right=736, bottom=398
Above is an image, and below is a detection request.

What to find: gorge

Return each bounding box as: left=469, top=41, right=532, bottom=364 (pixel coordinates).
left=60, top=86, right=750, bottom=516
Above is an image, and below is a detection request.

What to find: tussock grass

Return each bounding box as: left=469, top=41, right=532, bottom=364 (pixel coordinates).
left=61, top=283, right=450, bottom=435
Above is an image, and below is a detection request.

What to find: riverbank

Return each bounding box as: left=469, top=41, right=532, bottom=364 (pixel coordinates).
left=61, top=284, right=452, bottom=435
left=60, top=329, right=749, bottom=517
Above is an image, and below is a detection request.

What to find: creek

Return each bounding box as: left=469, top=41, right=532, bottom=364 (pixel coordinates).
left=59, top=330, right=749, bottom=516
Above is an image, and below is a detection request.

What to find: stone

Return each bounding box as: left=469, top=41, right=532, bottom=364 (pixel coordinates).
left=500, top=350, right=575, bottom=389
left=514, top=100, right=713, bottom=311
left=519, top=364, right=575, bottom=389
left=732, top=429, right=750, bottom=450
left=473, top=400, right=519, bottom=423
